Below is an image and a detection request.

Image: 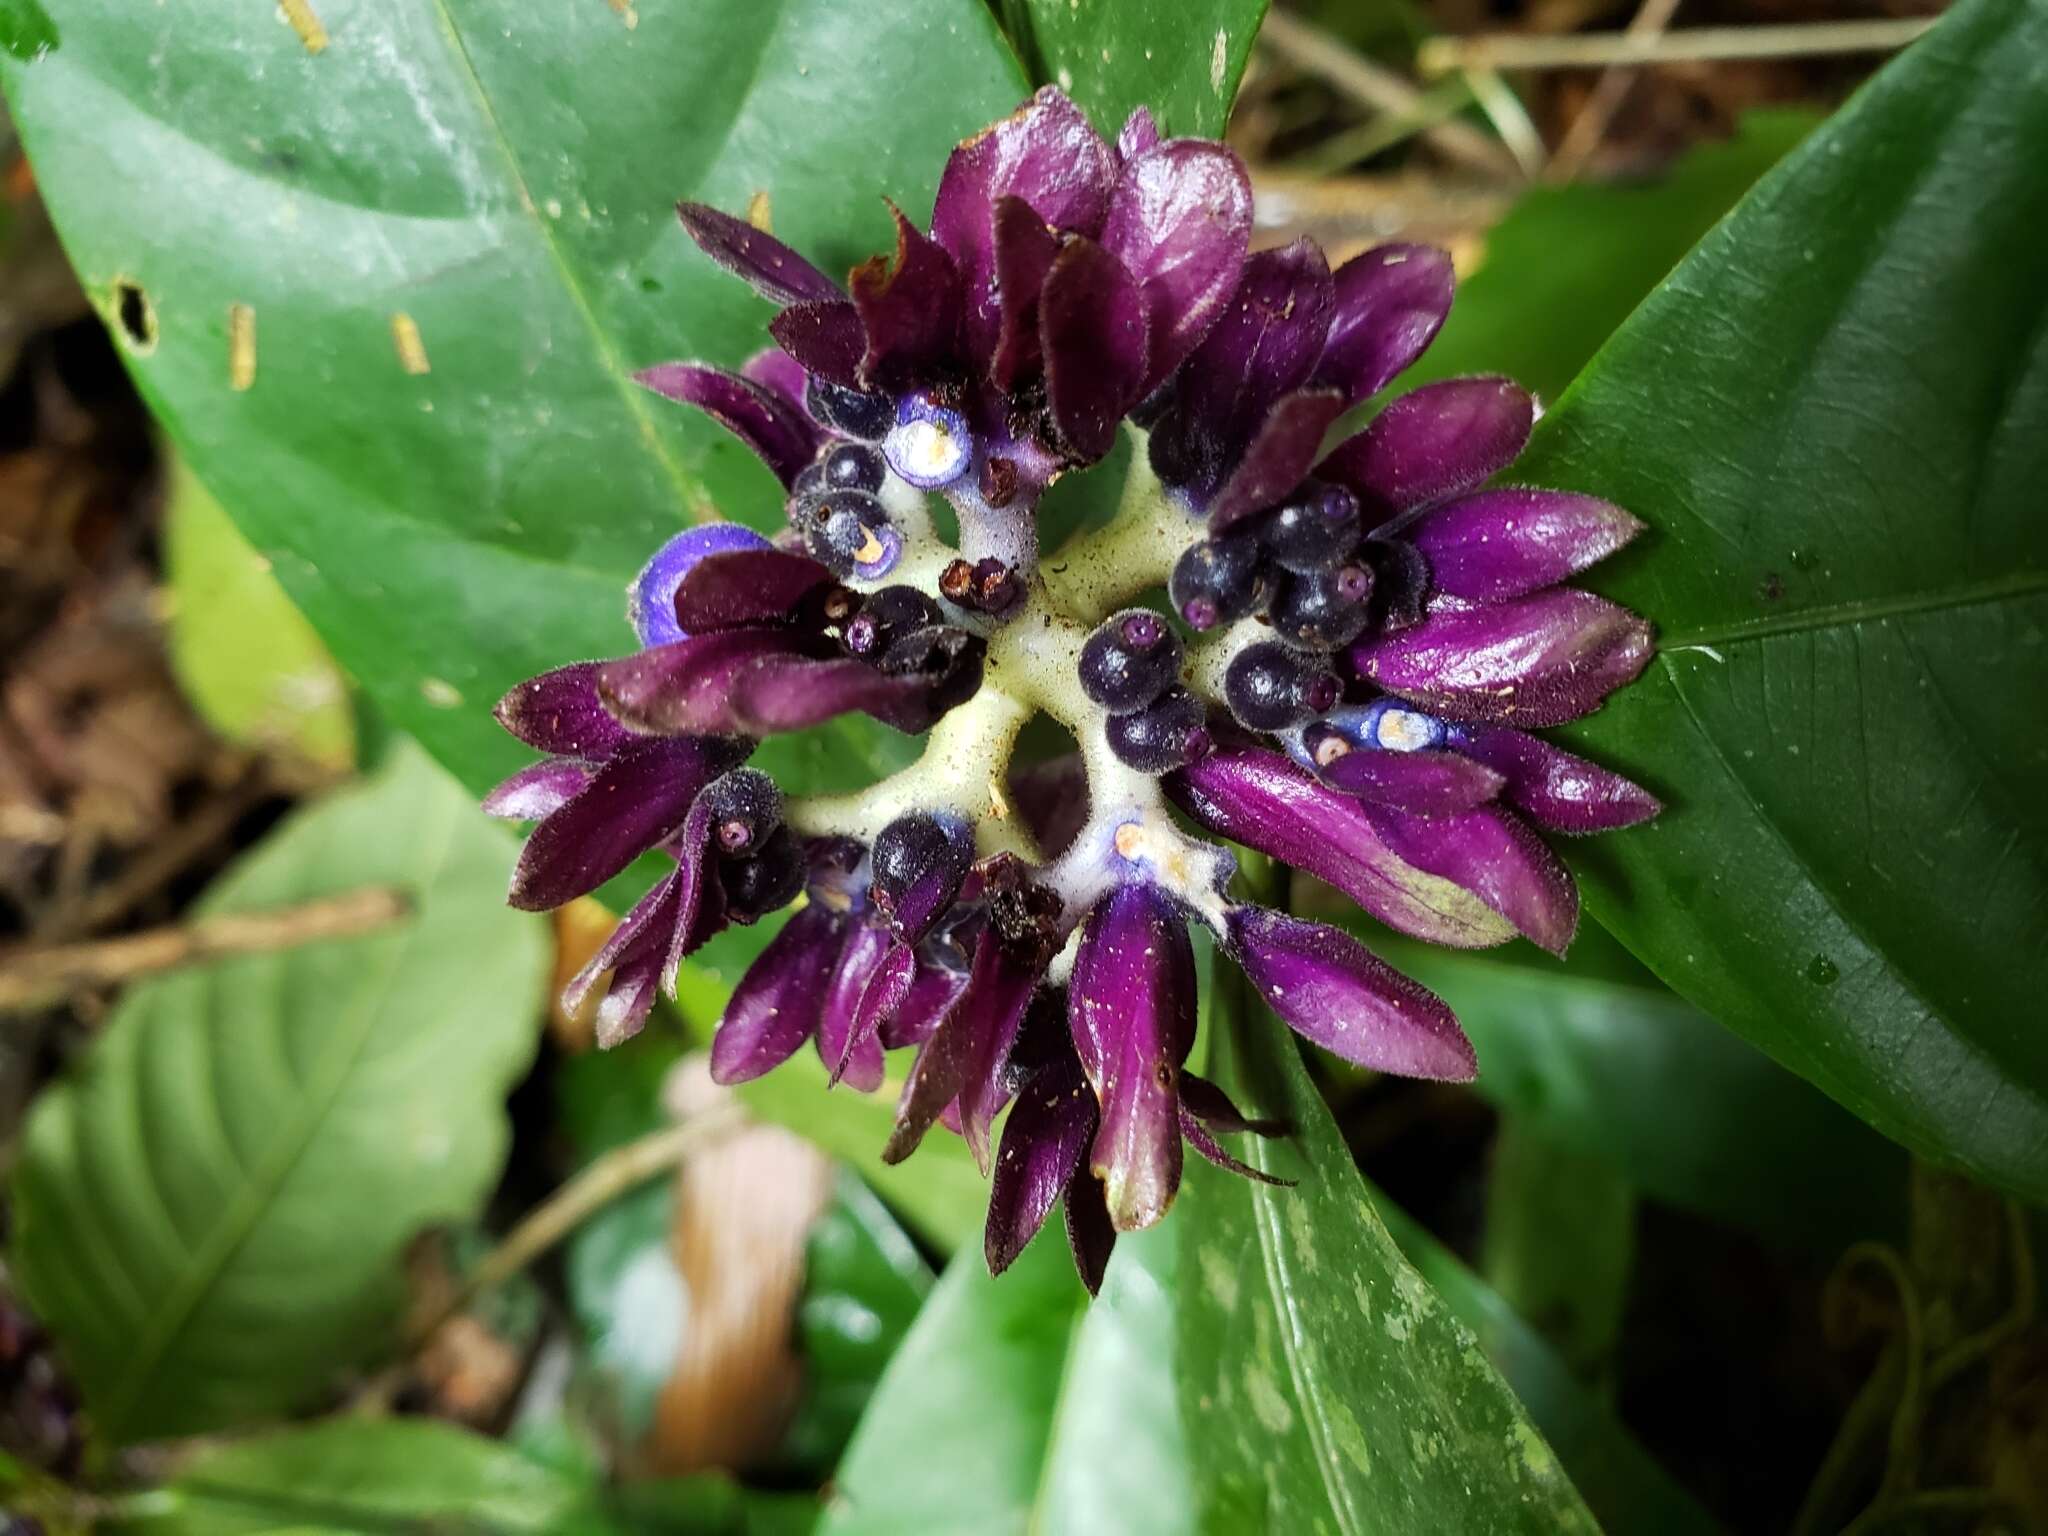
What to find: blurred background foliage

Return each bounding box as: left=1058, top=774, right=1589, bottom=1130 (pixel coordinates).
left=1, top=0, right=2043, bottom=1532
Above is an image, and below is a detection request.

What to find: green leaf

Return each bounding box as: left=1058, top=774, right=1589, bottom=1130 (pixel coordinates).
left=105, top=1417, right=812, bottom=1536
left=8, top=743, right=549, bottom=1445
left=820, top=1222, right=1190, bottom=1536
left=0, top=0, right=1025, bottom=801
left=1178, top=962, right=1601, bottom=1533
left=1374, top=1196, right=1723, bottom=1536
left=1408, top=110, right=1817, bottom=401
left=1517, top=0, right=2048, bottom=1196
left=1359, top=925, right=1908, bottom=1249
left=781, top=1173, right=935, bottom=1473
left=997, top=0, right=1270, bottom=137
left=731, top=1042, right=987, bottom=1255
left=1480, top=1120, right=1634, bottom=1382
left=162, top=455, right=355, bottom=776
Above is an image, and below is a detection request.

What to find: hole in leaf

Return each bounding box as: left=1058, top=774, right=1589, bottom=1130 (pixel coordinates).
left=112, top=279, right=157, bottom=355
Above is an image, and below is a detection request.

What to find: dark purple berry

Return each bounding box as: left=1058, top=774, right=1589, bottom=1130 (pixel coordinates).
left=1367, top=537, right=1433, bottom=632
left=793, top=460, right=827, bottom=498
left=1269, top=562, right=1374, bottom=650
left=843, top=586, right=945, bottom=658
left=1224, top=641, right=1342, bottom=732
left=1169, top=535, right=1268, bottom=631
left=1078, top=609, right=1184, bottom=713
left=697, top=768, right=782, bottom=855
left=806, top=374, right=894, bottom=441
left=797, top=488, right=896, bottom=579
left=871, top=813, right=974, bottom=939
left=824, top=441, right=886, bottom=492
left=722, top=825, right=804, bottom=921
left=1264, top=481, right=1362, bottom=573
left=1105, top=686, right=1209, bottom=773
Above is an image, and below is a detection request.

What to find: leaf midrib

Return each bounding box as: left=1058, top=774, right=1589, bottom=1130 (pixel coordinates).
left=98, top=806, right=461, bottom=1439
left=422, top=0, right=710, bottom=523
left=1246, top=1133, right=1366, bottom=1536
left=1655, top=566, right=2047, bottom=652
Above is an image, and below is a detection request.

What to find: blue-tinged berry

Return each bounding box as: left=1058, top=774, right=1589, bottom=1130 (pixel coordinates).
left=884, top=394, right=974, bottom=488
left=824, top=441, right=887, bottom=492
left=799, top=488, right=902, bottom=580
left=629, top=523, right=772, bottom=647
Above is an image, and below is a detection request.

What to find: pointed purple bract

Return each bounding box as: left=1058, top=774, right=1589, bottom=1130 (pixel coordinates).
left=1313, top=244, right=1455, bottom=404
left=1449, top=724, right=1661, bottom=834
left=596, top=629, right=808, bottom=737
left=1164, top=241, right=1336, bottom=485
left=1207, top=388, right=1349, bottom=532
left=1099, top=139, right=1253, bottom=392
left=880, top=958, right=971, bottom=1051
left=507, top=737, right=738, bottom=911
left=1315, top=744, right=1506, bottom=815
left=1168, top=742, right=1517, bottom=949
left=1068, top=883, right=1196, bottom=1231
left=741, top=346, right=810, bottom=414
left=1365, top=802, right=1579, bottom=956
left=1115, top=107, right=1161, bottom=162
left=818, top=920, right=890, bottom=1092
left=932, top=86, right=1116, bottom=373
left=1064, top=1173, right=1117, bottom=1296
left=852, top=205, right=965, bottom=393
left=495, top=663, right=632, bottom=760
left=671, top=547, right=836, bottom=635
left=1321, top=375, right=1534, bottom=520
left=1407, top=488, right=1645, bottom=601
left=985, top=1053, right=1096, bottom=1276
left=1040, top=234, right=1150, bottom=462
left=483, top=760, right=591, bottom=822
left=988, top=195, right=1064, bottom=391
left=1226, top=907, right=1476, bottom=1080
left=711, top=902, right=840, bottom=1084
left=561, top=867, right=680, bottom=1023
left=633, top=363, right=823, bottom=488
left=675, top=201, right=843, bottom=306
left=729, top=653, right=974, bottom=737
left=1349, top=589, right=1655, bottom=727
left=769, top=300, right=865, bottom=385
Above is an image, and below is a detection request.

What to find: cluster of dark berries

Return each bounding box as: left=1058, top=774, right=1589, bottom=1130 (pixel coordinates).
left=1171, top=477, right=1429, bottom=650
left=1078, top=609, right=1208, bottom=772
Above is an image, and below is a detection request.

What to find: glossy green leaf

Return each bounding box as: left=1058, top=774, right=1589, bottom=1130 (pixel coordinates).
left=163, top=455, right=355, bottom=775
left=995, top=0, right=1270, bottom=137
left=8, top=744, right=549, bottom=1444
left=1517, top=0, right=2048, bottom=1196
left=1409, top=110, right=1816, bottom=401
left=1358, top=926, right=1908, bottom=1248
left=732, top=1045, right=987, bottom=1255
left=1481, top=1120, right=1634, bottom=1381
left=1374, top=1196, right=1722, bottom=1536
left=820, top=1222, right=1189, bottom=1536
left=782, top=1173, right=935, bottom=1473
left=0, top=0, right=1024, bottom=802
left=105, top=1417, right=813, bottom=1536
left=1178, top=962, right=1600, bottom=1533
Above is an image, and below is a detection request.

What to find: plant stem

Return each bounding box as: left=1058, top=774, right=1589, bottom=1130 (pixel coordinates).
left=1419, top=18, right=1935, bottom=76
left=0, top=886, right=411, bottom=1013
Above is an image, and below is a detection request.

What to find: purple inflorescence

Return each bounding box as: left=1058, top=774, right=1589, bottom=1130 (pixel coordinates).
left=486, top=88, right=1660, bottom=1291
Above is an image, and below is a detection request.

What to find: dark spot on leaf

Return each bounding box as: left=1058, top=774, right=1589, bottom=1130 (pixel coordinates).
left=112, top=279, right=156, bottom=355
left=1758, top=572, right=1784, bottom=602
left=1805, top=954, right=1839, bottom=986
